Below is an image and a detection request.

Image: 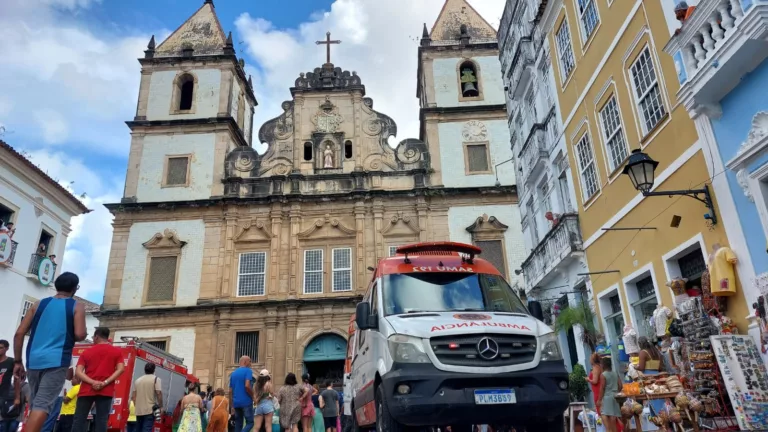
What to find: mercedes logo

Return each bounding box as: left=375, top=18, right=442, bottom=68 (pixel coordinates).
left=476, top=337, right=500, bottom=360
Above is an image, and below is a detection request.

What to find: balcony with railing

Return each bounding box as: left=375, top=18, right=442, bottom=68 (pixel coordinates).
left=664, top=0, right=768, bottom=106
left=509, top=41, right=536, bottom=99
left=27, top=254, right=57, bottom=286
left=0, top=240, right=18, bottom=267
left=520, top=128, right=548, bottom=180
left=521, top=213, right=584, bottom=290
left=517, top=106, right=556, bottom=183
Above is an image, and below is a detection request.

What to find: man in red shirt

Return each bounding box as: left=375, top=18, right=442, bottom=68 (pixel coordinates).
left=72, top=327, right=125, bottom=432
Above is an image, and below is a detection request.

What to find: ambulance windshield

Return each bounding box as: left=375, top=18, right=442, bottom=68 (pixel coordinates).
left=383, top=272, right=528, bottom=316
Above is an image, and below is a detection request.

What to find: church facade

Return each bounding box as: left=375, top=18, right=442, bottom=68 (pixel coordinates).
left=98, top=0, right=524, bottom=388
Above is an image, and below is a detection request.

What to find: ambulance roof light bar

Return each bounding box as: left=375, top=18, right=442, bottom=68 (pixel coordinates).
left=395, top=242, right=482, bottom=264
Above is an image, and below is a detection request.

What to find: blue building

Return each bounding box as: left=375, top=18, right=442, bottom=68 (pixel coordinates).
left=664, top=0, right=768, bottom=358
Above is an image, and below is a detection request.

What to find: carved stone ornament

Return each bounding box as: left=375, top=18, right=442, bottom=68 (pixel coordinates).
left=736, top=111, right=768, bottom=157
left=293, top=67, right=363, bottom=91
left=297, top=214, right=356, bottom=239
left=462, top=120, right=488, bottom=142
left=465, top=214, right=509, bottom=235
left=736, top=168, right=754, bottom=202
left=225, top=146, right=261, bottom=177
left=234, top=220, right=276, bottom=242
left=381, top=212, right=423, bottom=235
left=259, top=101, right=295, bottom=144
left=143, top=229, right=186, bottom=249
left=312, top=97, right=344, bottom=133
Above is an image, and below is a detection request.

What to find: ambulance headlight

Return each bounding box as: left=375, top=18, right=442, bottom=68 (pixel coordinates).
left=388, top=335, right=431, bottom=364
left=539, top=332, right=563, bottom=361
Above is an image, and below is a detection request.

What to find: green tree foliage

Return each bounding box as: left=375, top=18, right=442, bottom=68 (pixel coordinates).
left=554, top=302, right=599, bottom=351
left=569, top=363, right=589, bottom=402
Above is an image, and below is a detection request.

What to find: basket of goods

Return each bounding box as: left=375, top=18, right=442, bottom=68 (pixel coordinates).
left=632, top=401, right=643, bottom=415
left=644, top=383, right=669, bottom=394
left=622, top=382, right=641, bottom=396
left=620, top=399, right=634, bottom=419
left=690, top=351, right=713, bottom=362
left=669, top=409, right=683, bottom=424
left=665, top=376, right=684, bottom=393
left=674, top=393, right=689, bottom=410
left=689, top=396, right=704, bottom=413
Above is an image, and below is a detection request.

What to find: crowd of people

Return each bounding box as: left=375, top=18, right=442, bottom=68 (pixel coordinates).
left=226, top=356, right=341, bottom=432
left=0, top=271, right=345, bottom=432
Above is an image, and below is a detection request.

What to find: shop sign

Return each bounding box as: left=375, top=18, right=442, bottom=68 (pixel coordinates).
left=0, top=233, right=12, bottom=264
left=37, top=258, right=55, bottom=286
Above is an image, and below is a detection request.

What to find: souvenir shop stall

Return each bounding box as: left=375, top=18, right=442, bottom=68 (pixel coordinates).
left=607, top=245, right=768, bottom=431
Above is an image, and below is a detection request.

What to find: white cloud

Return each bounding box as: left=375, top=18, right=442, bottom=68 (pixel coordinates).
left=236, top=0, right=505, bottom=151
left=0, top=0, right=153, bottom=155
left=35, top=110, right=70, bottom=144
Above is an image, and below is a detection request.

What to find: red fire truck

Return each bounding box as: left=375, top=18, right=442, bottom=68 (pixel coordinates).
left=22, top=337, right=196, bottom=432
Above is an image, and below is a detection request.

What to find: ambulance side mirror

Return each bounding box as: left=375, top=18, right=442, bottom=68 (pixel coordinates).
left=528, top=300, right=544, bottom=322
left=356, top=302, right=377, bottom=330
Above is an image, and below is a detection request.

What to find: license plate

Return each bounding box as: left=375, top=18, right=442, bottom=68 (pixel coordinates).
left=473, top=389, right=516, bottom=405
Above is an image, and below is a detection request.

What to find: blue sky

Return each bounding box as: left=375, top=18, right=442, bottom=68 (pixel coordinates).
left=0, top=0, right=503, bottom=303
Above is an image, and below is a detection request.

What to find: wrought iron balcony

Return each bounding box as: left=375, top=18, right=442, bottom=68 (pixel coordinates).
left=28, top=254, right=57, bottom=284
left=0, top=240, right=18, bottom=267
left=520, top=213, right=583, bottom=289
left=664, top=0, right=768, bottom=107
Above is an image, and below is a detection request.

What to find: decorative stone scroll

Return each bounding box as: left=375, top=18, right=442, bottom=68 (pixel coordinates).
left=142, top=229, right=187, bottom=249
left=297, top=214, right=356, bottom=239
left=234, top=220, right=276, bottom=243
left=381, top=212, right=423, bottom=235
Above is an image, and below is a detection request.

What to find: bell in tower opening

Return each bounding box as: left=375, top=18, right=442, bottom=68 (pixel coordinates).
left=460, top=61, right=479, bottom=97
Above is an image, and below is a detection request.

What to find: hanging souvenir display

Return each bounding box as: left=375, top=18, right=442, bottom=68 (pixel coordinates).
left=676, top=298, right=737, bottom=428
left=623, top=325, right=640, bottom=355
left=652, top=305, right=672, bottom=338
left=708, top=244, right=738, bottom=297
left=711, top=335, right=768, bottom=431
left=701, top=269, right=727, bottom=313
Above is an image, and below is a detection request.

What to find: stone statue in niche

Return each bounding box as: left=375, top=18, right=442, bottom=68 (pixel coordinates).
left=323, top=143, right=335, bottom=168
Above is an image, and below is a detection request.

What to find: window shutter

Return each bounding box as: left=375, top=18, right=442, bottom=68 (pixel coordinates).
left=166, top=157, right=189, bottom=185
left=304, top=249, right=323, bottom=294
left=147, top=256, right=178, bottom=302
left=475, top=240, right=506, bottom=279
left=332, top=248, right=352, bottom=292
left=238, top=252, right=267, bottom=296
left=145, top=340, right=168, bottom=351
left=467, top=144, right=489, bottom=172
left=234, top=332, right=259, bottom=362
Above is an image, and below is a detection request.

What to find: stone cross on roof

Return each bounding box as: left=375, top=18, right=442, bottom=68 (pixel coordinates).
left=316, top=31, right=341, bottom=65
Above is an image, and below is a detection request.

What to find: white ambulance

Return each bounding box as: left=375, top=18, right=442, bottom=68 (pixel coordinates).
left=347, top=242, right=569, bottom=432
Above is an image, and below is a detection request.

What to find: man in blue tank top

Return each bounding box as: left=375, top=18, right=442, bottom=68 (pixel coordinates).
left=13, top=272, right=87, bottom=432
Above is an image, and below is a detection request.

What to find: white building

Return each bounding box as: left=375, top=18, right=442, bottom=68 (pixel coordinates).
left=497, top=0, right=589, bottom=370
left=0, top=140, right=91, bottom=358
left=418, top=0, right=527, bottom=287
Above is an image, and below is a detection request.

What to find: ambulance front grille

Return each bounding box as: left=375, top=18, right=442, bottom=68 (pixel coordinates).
left=430, top=334, right=537, bottom=367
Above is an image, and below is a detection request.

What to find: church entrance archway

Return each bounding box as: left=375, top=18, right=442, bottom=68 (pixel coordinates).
left=302, top=333, right=346, bottom=386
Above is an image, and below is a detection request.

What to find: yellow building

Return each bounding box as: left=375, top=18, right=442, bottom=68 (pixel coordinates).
left=539, top=0, right=751, bottom=346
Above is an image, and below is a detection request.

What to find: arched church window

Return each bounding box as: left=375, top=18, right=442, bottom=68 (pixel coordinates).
left=178, top=74, right=195, bottom=111
left=304, top=142, right=313, bottom=161
left=459, top=61, right=480, bottom=98
left=344, top=140, right=353, bottom=159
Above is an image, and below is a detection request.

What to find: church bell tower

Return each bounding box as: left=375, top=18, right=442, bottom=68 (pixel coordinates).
left=122, top=0, right=258, bottom=204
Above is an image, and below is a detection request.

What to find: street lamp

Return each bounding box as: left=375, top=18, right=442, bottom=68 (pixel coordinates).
left=622, top=149, right=717, bottom=224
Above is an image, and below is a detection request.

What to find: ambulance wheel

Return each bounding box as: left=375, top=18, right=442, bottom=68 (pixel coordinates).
left=375, top=385, right=406, bottom=432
